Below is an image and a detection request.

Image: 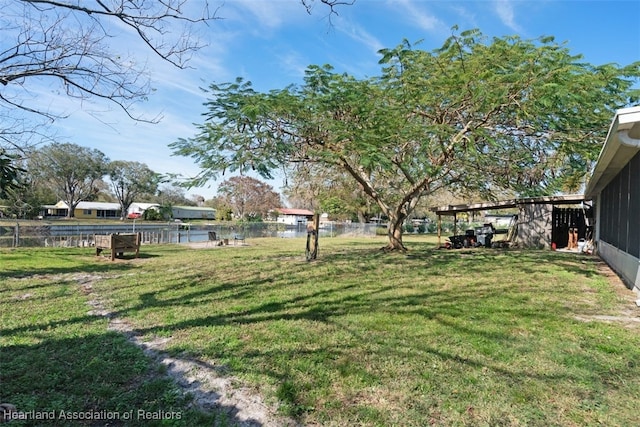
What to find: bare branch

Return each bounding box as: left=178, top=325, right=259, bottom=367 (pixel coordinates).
left=301, top=0, right=355, bottom=25
left=0, top=0, right=218, bottom=144
left=301, top=0, right=355, bottom=15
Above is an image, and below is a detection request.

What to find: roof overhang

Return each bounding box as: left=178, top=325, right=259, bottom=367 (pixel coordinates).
left=585, top=105, right=640, bottom=199
left=430, top=195, right=586, bottom=216
left=277, top=208, right=315, bottom=216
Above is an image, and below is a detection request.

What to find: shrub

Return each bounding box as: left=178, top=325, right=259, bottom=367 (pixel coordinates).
left=375, top=226, right=387, bottom=236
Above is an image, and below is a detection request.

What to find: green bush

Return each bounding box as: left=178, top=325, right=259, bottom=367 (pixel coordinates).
left=375, top=226, right=387, bottom=236
left=143, top=209, right=163, bottom=221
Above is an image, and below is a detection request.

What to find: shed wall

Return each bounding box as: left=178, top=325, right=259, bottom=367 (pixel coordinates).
left=517, top=204, right=553, bottom=249
left=277, top=215, right=308, bottom=225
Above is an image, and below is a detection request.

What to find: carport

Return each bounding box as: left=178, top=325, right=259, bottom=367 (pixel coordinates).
left=430, top=195, right=591, bottom=249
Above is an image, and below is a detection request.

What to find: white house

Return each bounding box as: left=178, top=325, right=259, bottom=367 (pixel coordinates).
left=276, top=208, right=314, bottom=226
left=585, top=105, right=640, bottom=298
left=44, top=201, right=121, bottom=219
left=128, top=202, right=160, bottom=217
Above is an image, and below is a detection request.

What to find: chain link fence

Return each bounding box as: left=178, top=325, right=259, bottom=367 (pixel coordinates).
left=0, top=221, right=378, bottom=248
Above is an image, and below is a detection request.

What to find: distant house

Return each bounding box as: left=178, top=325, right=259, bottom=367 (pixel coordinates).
left=585, top=105, right=640, bottom=294
left=44, top=201, right=121, bottom=219
left=171, top=205, right=216, bottom=220
left=276, top=208, right=315, bottom=226
left=128, top=202, right=160, bottom=217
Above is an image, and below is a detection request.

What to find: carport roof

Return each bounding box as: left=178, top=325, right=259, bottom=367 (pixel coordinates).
left=430, top=194, right=586, bottom=216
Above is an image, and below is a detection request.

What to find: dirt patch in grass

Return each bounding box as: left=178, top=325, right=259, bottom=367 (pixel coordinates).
left=74, top=273, right=298, bottom=427
left=573, top=260, right=640, bottom=329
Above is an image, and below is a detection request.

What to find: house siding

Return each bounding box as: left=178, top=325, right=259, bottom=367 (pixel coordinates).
left=171, top=206, right=216, bottom=220
left=47, top=201, right=121, bottom=219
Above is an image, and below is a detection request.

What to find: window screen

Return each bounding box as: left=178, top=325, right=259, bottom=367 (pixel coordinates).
left=600, top=150, right=640, bottom=257
left=629, top=152, right=640, bottom=258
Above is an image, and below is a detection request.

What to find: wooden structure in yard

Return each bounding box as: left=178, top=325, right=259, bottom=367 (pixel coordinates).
left=430, top=195, right=589, bottom=249
left=95, top=233, right=141, bottom=261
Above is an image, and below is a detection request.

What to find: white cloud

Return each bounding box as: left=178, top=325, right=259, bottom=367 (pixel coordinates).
left=493, top=0, right=522, bottom=33
left=277, top=50, right=312, bottom=79
left=449, top=5, right=478, bottom=29
left=220, top=0, right=307, bottom=31
left=336, top=19, right=385, bottom=55
left=49, top=105, right=212, bottom=190
left=390, top=0, right=448, bottom=34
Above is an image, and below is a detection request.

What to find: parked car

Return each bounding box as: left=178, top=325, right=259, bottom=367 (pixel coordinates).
left=127, top=212, right=142, bottom=219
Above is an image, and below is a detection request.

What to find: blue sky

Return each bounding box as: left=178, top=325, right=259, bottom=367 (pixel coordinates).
left=44, top=0, right=640, bottom=200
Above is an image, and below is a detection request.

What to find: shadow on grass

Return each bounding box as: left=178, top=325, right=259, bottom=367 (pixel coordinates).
left=0, top=249, right=140, bottom=280
left=0, top=330, right=261, bottom=426
left=6, top=242, right=632, bottom=425
left=94, top=251, right=163, bottom=262
left=111, top=244, right=609, bottom=341
left=106, top=245, right=625, bottom=392
left=0, top=247, right=276, bottom=426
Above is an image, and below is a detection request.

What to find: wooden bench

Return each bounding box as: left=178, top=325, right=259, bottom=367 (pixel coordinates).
left=95, top=233, right=141, bottom=261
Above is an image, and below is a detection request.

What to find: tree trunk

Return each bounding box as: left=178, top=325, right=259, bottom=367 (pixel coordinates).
left=385, top=215, right=407, bottom=251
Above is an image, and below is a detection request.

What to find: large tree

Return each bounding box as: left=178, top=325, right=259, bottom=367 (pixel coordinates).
left=171, top=29, right=639, bottom=250
left=0, top=0, right=215, bottom=205
left=217, top=176, right=282, bottom=220
left=155, top=183, right=195, bottom=206
left=29, top=143, right=109, bottom=218
left=108, top=160, right=160, bottom=220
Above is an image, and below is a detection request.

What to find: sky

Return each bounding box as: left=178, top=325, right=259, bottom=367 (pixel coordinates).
left=26, top=0, right=640, bottom=201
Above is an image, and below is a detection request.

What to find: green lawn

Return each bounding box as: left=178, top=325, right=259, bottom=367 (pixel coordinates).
left=2, top=236, right=639, bottom=426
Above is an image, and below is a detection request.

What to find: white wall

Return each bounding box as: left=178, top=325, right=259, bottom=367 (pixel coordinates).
left=277, top=215, right=307, bottom=226
left=597, top=240, right=640, bottom=296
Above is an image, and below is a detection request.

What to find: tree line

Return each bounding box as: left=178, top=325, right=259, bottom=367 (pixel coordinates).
left=0, top=141, right=295, bottom=222
left=1, top=142, right=178, bottom=219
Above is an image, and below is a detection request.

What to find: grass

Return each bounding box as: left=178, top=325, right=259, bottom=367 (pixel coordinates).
left=2, top=235, right=639, bottom=426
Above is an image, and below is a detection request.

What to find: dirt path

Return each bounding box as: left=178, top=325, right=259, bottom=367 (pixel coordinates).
left=77, top=273, right=298, bottom=427
left=572, top=260, right=640, bottom=328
